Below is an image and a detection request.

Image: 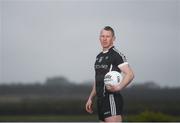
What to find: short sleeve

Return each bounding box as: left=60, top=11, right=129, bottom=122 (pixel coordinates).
left=114, top=52, right=128, bottom=68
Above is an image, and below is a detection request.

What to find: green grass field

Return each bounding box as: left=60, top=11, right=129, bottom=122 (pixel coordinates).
left=0, top=111, right=180, bottom=122
left=0, top=114, right=98, bottom=122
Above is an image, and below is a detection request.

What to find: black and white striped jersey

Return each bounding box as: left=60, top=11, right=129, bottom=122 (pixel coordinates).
left=94, top=46, right=128, bottom=98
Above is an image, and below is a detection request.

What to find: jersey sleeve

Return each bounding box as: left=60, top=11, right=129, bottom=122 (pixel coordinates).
left=114, top=52, right=128, bottom=68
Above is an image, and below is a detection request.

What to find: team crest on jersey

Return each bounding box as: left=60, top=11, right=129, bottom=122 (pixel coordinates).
left=105, top=56, right=109, bottom=60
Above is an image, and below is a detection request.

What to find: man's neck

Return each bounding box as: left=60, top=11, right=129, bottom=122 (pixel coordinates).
left=102, top=45, right=114, bottom=53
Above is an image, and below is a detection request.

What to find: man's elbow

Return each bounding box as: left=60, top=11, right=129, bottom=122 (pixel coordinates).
left=129, top=70, right=135, bottom=82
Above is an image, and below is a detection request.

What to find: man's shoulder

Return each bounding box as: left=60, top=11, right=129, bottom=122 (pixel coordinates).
left=111, top=47, right=122, bottom=55
left=110, top=47, right=127, bottom=59
left=96, top=52, right=103, bottom=58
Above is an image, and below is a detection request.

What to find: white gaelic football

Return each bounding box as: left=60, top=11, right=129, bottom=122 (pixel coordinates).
left=104, top=71, right=122, bottom=85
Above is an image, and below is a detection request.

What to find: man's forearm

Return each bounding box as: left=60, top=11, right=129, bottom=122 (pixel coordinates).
left=88, top=82, right=96, bottom=100
left=118, top=71, right=134, bottom=90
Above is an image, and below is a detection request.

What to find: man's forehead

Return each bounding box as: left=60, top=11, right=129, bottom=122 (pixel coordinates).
left=100, top=29, right=112, bottom=35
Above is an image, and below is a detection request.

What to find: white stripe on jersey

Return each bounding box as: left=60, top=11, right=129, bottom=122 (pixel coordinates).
left=118, top=62, right=129, bottom=68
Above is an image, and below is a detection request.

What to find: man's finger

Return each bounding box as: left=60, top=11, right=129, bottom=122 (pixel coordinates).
left=106, top=84, right=112, bottom=90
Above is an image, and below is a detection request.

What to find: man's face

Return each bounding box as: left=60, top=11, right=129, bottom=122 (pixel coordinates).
left=99, top=29, right=115, bottom=49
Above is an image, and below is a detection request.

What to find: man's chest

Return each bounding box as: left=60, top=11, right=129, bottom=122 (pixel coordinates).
left=94, top=55, right=112, bottom=71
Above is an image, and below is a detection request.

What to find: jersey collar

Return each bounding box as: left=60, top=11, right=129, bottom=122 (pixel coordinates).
left=102, top=46, right=114, bottom=54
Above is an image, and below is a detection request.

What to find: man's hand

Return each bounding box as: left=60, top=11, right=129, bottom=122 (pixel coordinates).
left=106, top=64, right=134, bottom=92
left=85, top=99, right=93, bottom=114
left=106, top=84, right=121, bottom=92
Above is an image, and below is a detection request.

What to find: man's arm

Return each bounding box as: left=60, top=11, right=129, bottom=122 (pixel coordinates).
left=106, top=64, right=134, bottom=92
left=85, top=81, right=96, bottom=113
left=118, top=64, right=134, bottom=90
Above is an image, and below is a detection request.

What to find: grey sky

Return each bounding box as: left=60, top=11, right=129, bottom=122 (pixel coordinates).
left=0, top=0, right=180, bottom=87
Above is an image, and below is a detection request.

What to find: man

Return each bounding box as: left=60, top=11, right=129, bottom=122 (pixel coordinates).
left=85, top=26, right=134, bottom=122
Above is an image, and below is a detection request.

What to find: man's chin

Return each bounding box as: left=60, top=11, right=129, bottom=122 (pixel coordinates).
left=103, top=45, right=111, bottom=49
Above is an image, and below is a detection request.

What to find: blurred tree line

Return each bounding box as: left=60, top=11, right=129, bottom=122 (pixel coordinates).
left=0, top=76, right=179, bottom=116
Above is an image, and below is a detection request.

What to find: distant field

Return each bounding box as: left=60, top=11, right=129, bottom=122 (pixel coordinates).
left=0, top=112, right=180, bottom=122
left=0, top=83, right=180, bottom=122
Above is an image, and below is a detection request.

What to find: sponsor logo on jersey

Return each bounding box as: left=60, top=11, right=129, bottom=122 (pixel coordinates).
left=95, top=64, right=108, bottom=69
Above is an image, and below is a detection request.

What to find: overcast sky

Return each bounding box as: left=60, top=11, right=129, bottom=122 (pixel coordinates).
left=0, top=0, right=180, bottom=87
